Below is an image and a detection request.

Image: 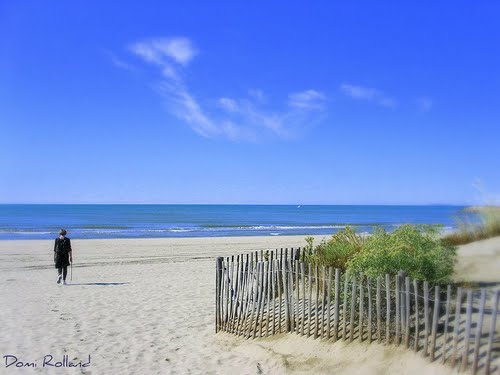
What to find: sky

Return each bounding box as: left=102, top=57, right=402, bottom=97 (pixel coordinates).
left=1, top=1, right=499, bottom=205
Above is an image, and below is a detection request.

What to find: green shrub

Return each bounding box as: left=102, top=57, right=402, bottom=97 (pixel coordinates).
left=347, top=225, right=457, bottom=284
left=304, top=226, right=365, bottom=269
left=305, top=225, right=457, bottom=284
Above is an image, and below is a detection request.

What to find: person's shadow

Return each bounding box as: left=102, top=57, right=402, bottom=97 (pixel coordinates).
left=67, top=282, right=129, bottom=286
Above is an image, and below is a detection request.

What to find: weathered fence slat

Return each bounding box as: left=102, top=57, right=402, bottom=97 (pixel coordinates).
left=349, top=274, right=357, bottom=342
left=359, top=275, right=364, bottom=342
left=376, top=276, right=382, bottom=343
left=301, top=262, right=306, bottom=336
left=215, top=257, right=222, bottom=332
left=308, top=263, right=313, bottom=337
left=430, top=285, right=440, bottom=361
left=367, top=277, right=372, bottom=343
left=334, top=268, right=340, bottom=341
left=288, top=260, right=295, bottom=333
left=405, top=277, right=410, bottom=348
left=230, top=258, right=241, bottom=334
left=321, top=266, right=327, bottom=338
left=229, top=257, right=235, bottom=332
left=441, top=284, right=451, bottom=363
left=224, top=259, right=230, bottom=331
left=342, top=271, right=350, bottom=340
left=326, top=267, right=333, bottom=340
left=460, top=290, right=473, bottom=372
left=451, top=287, right=463, bottom=367
left=472, top=289, right=486, bottom=375
left=423, top=281, right=429, bottom=356
left=239, top=261, right=252, bottom=336
left=314, top=266, right=320, bottom=338
left=281, top=261, right=290, bottom=334
left=295, top=260, right=300, bottom=334
left=395, top=274, right=400, bottom=345
left=413, top=279, right=419, bottom=352
left=277, top=260, right=283, bottom=334
left=265, top=260, right=271, bottom=336
left=261, top=261, right=269, bottom=337
left=385, top=274, right=391, bottom=344
left=271, top=260, right=276, bottom=335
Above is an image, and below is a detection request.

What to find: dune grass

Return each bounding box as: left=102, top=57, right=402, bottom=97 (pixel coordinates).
left=304, top=224, right=457, bottom=284
left=443, top=206, right=500, bottom=246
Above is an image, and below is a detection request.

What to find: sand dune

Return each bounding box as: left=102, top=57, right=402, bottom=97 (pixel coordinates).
left=0, top=235, right=498, bottom=374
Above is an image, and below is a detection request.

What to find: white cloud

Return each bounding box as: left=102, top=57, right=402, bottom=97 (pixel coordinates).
left=129, top=37, right=197, bottom=66
left=288, top=90, right=326, bottom=110
left=416, top=97, right=433, bottom=112
left=218, top=97, right=239, bottom=112
left=340, top=83, right=396, bottom=108
left=125, top=36, right=326, bottom=141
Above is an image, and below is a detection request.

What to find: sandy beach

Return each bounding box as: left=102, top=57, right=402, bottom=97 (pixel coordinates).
left=1, top=235, right=499, bottom=375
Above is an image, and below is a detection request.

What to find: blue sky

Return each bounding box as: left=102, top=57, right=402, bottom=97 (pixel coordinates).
left=1, top=1, right=499, bottom=204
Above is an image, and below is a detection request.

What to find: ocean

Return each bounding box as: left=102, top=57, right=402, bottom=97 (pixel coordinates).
left=0, top=204, right=474, bottom=240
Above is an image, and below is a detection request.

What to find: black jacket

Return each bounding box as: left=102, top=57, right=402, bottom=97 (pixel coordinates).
left=54, top=237, right=72, bottom=268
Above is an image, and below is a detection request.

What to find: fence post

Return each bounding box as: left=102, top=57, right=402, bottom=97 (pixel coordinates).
left=288, top=259, right=295, bottom=333
left=441, top=285, right=452, bottom=363
left=385, top=274, right=391, bottom=344
left=308, top=263, right=313, bottom=337
left=349, top=274, right=357, bottom=342
left=327, top=267, right=333, bottom=340
left=334, top=268, right=340, bottom=341
left=430, top=285, right=440, bottom=361
left=295, top=259, right=300, bottom=334
left=359, top=274, right=364, bottom=342
left=367, top=277, right=372, bottom=343
left=314, top=266, right=320, bottom=339
left=451, top=287, right=463, bottom=367
left=395, top=274, right=401, bottom=345
left=342, top=270, right=350, bottom=340
left=413, top=280, right=419, bottom=352
left=398, top=271, right=406, bottom=343
left=423, top=281, right=429, bottom=356
left=321, top=266, right=327, bottom=338
left=216, top=257, right=223, bottom=333
left=282, top=260, right=290, bottom=332
left=472, top=289, right=486, bottom=374
left=405, top=277, right=410, bottom=349
left=301, top=262, right=306, bottom=336
left=376, top=276, right=382, bottom=343
left=460, top=290, right=473, bottom=372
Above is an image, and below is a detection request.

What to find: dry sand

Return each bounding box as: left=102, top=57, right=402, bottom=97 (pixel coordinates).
left=0, top=235, right=499, bottom=374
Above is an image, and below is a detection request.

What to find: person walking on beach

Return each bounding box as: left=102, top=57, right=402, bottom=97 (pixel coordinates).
left=54, top=229, right=72, bottom=285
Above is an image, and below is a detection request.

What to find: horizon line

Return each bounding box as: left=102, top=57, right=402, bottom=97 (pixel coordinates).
left=0, top=202, right=474, bottom=206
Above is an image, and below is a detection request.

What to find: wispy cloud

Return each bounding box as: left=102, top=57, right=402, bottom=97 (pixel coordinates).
left=416, top=97, right=433, bottom=112
left=218, top=97, right=239, bottom=112
left=288, top=90, right=326, bottom=110
left=126, top=36, right=326, bottom=142
left=129, top=37, right=197, bottom=66
left=340, top=83, right=396, bottom=108
left=105, top=50, right=136, bottom=72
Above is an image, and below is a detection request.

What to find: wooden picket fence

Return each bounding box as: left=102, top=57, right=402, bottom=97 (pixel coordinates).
left=215, top=248, right=500, bottom=375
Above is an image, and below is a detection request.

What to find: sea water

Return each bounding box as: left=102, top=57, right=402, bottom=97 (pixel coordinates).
left=0, top=204, right=474, bottom=240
